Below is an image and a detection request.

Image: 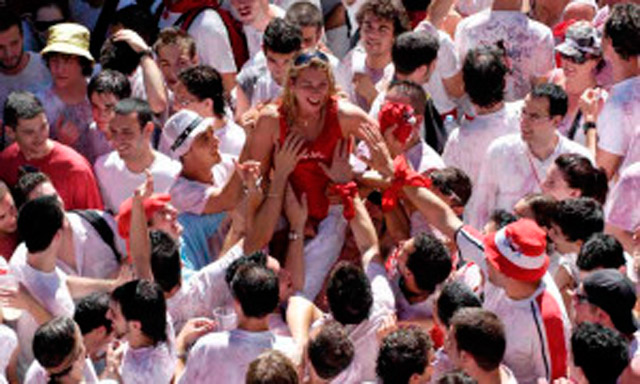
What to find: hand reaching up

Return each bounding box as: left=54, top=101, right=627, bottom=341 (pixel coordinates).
left=319, top=138, right=354, bottom=184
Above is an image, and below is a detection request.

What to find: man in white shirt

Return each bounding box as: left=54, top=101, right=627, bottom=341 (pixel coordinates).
left=94, top=99, right=181, bottom=214
left=228, top=0, right=285, bottom=63
left=595, top=3, right=640, bottom=180
left=176, top=263, right=296, bottom=384
left=443, top=44, right=520, bottom=188
left=107, top=279, right=176, bottom=384
left=467, top=84, right=592, bottom=229
left=455, top=0, right=555, bottom=101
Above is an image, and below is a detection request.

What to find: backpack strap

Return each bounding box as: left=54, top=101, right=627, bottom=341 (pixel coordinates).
left=71, top=210, right=123, bottom=263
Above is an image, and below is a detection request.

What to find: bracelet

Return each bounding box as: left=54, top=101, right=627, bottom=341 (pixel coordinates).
left=582, top=121, right=596, bottom=132
left=288, top=231, right=302, bottom=241
left=140, top=48, right=154, bottom=58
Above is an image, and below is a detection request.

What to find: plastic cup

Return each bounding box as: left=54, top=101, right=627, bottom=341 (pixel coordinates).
left=0, top=273, right=23, bottom=321
left=213, top=306, right=237, bottom=331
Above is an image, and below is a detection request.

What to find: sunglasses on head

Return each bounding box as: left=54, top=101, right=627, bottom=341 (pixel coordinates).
left=294, top=50, right=329, bottom=66
left=34, top=19, right=65, bottom=32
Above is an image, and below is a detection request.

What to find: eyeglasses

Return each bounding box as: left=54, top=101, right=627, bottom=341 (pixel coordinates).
left=294, top=50, right=329, bottom=66
left=521, top=110, right=550, bottom=121
left=34, top=19, right=65, bottom=32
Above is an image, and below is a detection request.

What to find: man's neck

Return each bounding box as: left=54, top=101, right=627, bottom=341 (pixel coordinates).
left=475, top=102, right=505, bottom=116
left=237, top=316, right=270, bottom=332
left=22, top=139, right=54, bottom=161
left=492, top=0, right=522, bottom=11
left=0, top=52, right=29, bottom=76
left=612, top=60, right=639, bottom=85
left=128, top=333, right=155, bottom=349
left=505, top=279, right=541, bottom=300
left=252, top=5, right=274, bottom=31
left=124, top=147, right=155, bottom=174
left=366, top=52, right=392, bottom=70
left=473, top=367, right=503, bottom=384
left=181, top=161, right=214, bottom=184
left=528, top=133, right=559, bottom=161
left=54, top=79, right=87, bottom=105
left=26, top=249, right=58, bottom=273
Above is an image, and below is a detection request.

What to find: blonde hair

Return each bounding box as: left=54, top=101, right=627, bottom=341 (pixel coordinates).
left=281, top=51, right=337, bottom=127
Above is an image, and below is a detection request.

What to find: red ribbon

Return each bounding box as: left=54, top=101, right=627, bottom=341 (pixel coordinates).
left=329, top=181, right=358, bottom=220
left=379, top=102, right=416, bottom=145
left=381, top=155, right=432, bottom=212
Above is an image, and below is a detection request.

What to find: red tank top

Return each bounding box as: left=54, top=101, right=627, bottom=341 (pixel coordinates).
left=278, top=97, right=343, bottom=222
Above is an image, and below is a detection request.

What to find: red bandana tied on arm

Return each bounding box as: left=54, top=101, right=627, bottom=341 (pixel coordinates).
left=329, top=182, right=359, bottom=220
left=382, top=155, right=432, bottom=212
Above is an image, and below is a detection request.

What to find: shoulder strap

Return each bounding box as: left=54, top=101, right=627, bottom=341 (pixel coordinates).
left=71, top=210, right=123, bottom=263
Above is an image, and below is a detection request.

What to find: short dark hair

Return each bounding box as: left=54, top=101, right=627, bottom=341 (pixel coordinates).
left=178, top=65, right=226, bottom=117
left=451, top=308, right=506, bottom=372
left=18, top=195, right=64, bottom=253
left=407, top=233, right=452, bottom=293
left=437, top=371, right=477, bottom=384
left=488, top=209, right=518, bottom=231
left=99, top=39, right=140, bottom=76
left=392, top=31, right=439, bottom=75
left=308, top=320, right=354, bottom=380
left=111, top=280, right=167, bottom=345
left=327, top=262, right=373, bottom=325
left=387, top=80, right=427, bottom=115
left=531, top=83, right=568, bottom=118
left=246, top=350, right=299, bottom=384
left=356, top=0, right=411, bottom=37
left=15, top=171, right=51, bottom=207
left=225, top=251, right=268, bottom=286
left=0, top=9, right=22, bottom=34
left=577, top=233, right=626, bottom=272
left=263, top=18, right=302, bottom=54
left=463, top=45, right=508, bottom=108
left=88, top=70, right=132, bottom=100
left=231, top=264, right=279, bottom=318
left=604, top=3, right=640, bottom=60
left=114, top=98, right=154, bottom=129
left=436, top=281, right=482, bottom=328
left=376, top=327, right=432, bottom=384
left=153, top=27, right=197, bottom=58
left=112, top=5, right=158, bottom=45
left=430, top=167, right=473, bottom=208
left=74, top=292, right=112, bottom=335
left=33, top=317, right=78, bottom=369
left=520, top=193, right=557, bottom=229
left=44, top=53, right=93, bottom=77
left=551, top=197, right=603, bottom=243
left=554, top=153, right=608, bottom=204
left=285, top=2, right=323, bottom=29
left=3, top=91, right=45, bottom=129
left=150, top=230, right=182, bottom=293
left=572, top=322, right=629, bottom=384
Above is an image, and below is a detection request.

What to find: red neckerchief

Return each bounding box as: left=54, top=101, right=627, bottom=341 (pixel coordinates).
left=381, top=155, right=432, bottom=212
left=329, top=182, right=358, bottom=220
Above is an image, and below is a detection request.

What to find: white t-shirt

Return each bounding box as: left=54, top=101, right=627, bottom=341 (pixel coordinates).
left=338, top=46, right=395, bottom=110
left=158, top=9, right=237, bottom=74
left=178, top=329, right=297, bottom=384
left=467, top=133, right=593, bottom=229
left=24, top=358, right=98, bottom=384
left=94, top=150, right=181, bottom=214
left=605, top=161, right=640, bottom=233
left=0, top=53, right=52, bottom=122
left=455, top=10, right=555, bottom=101
left=215, top=120, right=246, bottom=158
left=120, top=341, right=176, bottom=384
left=0, top=324, right=17, bottom=384
left=596, top=75, right=640, bottom=175
left=456, top=0, right=494, bottom=16
left=442, top=101, right=521, bottom=186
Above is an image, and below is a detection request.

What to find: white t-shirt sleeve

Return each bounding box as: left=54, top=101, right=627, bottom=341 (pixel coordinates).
left=597, top=101, right=627, bottom=156
left=466, top=141, right=500, bottom=229
left=533, top=27, right=555, bottom=78
left=438, top=33, right=460, bottom=79
left=169, top=178, right=214, bottom=215
left=365, top=262, right=396, bottom=313
left=189, top=10, right=237, bottom=74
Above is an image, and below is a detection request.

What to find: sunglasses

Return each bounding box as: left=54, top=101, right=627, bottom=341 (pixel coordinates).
left=294, top=50, right=329, bottom=66
left=34, top=19, right=65, bottom=32
left=560, top=53, right=588, bottom=65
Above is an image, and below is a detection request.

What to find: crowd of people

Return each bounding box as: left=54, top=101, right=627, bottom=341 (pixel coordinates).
left=0, top=0, right=638, bottom=383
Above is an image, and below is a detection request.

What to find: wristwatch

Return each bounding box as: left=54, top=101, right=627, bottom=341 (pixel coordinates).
left=288, top=231, right=302, bottom=241
left=582, top=121, right=596, bottom=132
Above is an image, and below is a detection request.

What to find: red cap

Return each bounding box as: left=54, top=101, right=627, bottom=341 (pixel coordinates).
left=379, top=102, right=416, bottom=145
left=484, top=218, right=549, bottom=282
left=116, top=194, right=171, bottom=240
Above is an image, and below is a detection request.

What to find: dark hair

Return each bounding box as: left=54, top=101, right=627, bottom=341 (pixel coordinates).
left=436, top=281, right=482, bottom=328
left=437, top=371, right=477, bottom=384
left=34, top=0, right=70, bottom=22
left=451, top=308, right=506, bottom=372
left=463, top=45, right=508, bottom=108
left=285, top=2, right=323, bottom=29
left=263, top=18, right=302, bottom=54
left=387, top=80, right=427, bottom=115
left=392, top=31, right=439, bottom=75
left=225, top=251, right=268, bottom=286
left=113, top=98, right=154, bottom=129
left=99, top=39, right=140, bottom=76
left=407, top=233, right=452, bottom=293
left=112, top=5, right=158, bottom=45
left=18, top=195, right=63, bottom=253
left=74, top=292, right=112, bottom=335
left=376, top=327, right=432, bottom=384
left=572, top=322, right=629, bottom=384
left=15, top=171, right=51, bottom=207
left=577, top=233, right=626, bottom=272
left=231, top=264, right=279, bottom=318
left=0, top=9, right=22, bottom=34
left=33, top=317, right=78, bottom=369
left=551, top=197, right=604, bottom=242
left=3, top=91, right=44, bottom=129
left=327, top=261, right=373, bottom=325
left=153, top=27, right=197, bottom=58
left=488, top=209, right=518, bottom=230
left=430, top=167, right=473, bottom=208
left=554, top=153, right=608, bottom=204
left=150, top=230, right=181, bottom=293
left=111, top=280, right=167, bottom=345
left=246, top=350, right=299, bottom=384
left=88, top=70, right=132, bottom=100
left=356, top=0, right=411, bottom=37
left=520, top=193, right=557, bottom=229
left=178, top=65, right=226, bottom=117
left=44, top=53, right=93, bottom=77
left=531, top=83, right=568, bottom=118
left=604, top=3, right=640, bottom=60
left=308, top=320, right=354, bottom=379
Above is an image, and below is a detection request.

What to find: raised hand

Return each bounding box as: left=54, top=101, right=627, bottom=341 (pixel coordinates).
left=133, top=169, right=154, bottom=201
left=176, top=317, right=217, bottom=353
left=358, top=122, right=394, bottom=178
left=319, top=138, right=354, bottom=184
left=273, top=133, right=307, bottom=179
left=112, top=29, right=151, bottom=54
left=579, top=87, right=603, bottom=123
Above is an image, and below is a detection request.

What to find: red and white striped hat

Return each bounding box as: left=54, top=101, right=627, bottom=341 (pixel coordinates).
left=484, top=219, right=549, bottom=282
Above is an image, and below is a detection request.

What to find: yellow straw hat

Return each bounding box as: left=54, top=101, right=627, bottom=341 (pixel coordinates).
left=41, top=23, right=94, bottom=62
